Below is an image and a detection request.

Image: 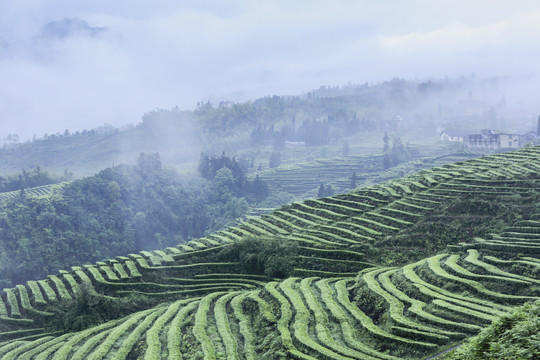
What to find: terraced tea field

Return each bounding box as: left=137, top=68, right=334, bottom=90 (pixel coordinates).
left=1, top=146, right=540, bottom=359
left=0, top=183, right=66, bottom=203
left=248, top=152, right=477, bottom=197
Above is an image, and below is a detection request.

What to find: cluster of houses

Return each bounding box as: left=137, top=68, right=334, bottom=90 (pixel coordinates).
left=440, top=129, right=539, bottom=150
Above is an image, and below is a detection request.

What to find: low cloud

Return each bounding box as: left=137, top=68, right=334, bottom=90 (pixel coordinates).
left=378, top=11, right=540, bottom=75
left=0, top=0, right=539, bottom=140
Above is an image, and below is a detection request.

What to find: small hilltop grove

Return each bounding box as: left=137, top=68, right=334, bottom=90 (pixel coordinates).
left=0, top=145, right=539, bottom=359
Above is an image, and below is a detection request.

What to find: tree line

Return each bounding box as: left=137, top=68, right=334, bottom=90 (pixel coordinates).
left=0, top=153, right=262, bottom=289
left=198, top=152, right=269, bottom=203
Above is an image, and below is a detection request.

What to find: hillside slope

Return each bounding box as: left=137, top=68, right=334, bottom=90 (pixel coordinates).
left=0, top=146, right=539, bottom=359
left=248, top=151, right=477, bottom=199
left=0, top=148, right=477, bottom=290
left=443, top=300, right=540, bottom=359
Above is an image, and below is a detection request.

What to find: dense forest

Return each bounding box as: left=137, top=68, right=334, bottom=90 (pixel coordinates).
left=0, top=167, right=70, bottom=193
left=0, top=152, right=271, bottom=288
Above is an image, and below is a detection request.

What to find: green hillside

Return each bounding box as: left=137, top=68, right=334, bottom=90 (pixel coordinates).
left=0, top=147, right=475, bottom=290
left=444, top=300, right=540, bottom=359
left=0, top=146, right=539, bottom=359
left=248, top=151, right=477, bottom=198
left=0, top=78, right=485, bottom=177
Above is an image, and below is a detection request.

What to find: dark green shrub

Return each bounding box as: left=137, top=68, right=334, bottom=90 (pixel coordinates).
left=445, top=300, right=540, bottom=359
left=218, top=236, right=299, bottom=278
left=46, top=283, right=151, bottom=332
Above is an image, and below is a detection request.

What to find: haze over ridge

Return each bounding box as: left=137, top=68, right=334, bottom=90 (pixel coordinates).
left=1, top=0, right=539, bottom=140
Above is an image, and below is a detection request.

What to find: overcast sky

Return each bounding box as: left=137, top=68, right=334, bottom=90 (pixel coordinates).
left=1, top=0, right=540, bottom=140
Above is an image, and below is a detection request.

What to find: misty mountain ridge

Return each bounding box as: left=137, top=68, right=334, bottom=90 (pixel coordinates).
left=38, top=17, right=108, bottom=40
left=0, top=17, right=110, bottom=64
left=0, top=75, right=537, bottom=177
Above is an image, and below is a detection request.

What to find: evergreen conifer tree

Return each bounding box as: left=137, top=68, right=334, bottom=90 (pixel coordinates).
left=383, top=154, right=391, bottom=169
left=325, top=185, right=334, bottom=196
left=317, top=183, right=325, bottom=197
left=383, top=131, right=389, bottom=152
left=350, top=171, right=358, bottom=189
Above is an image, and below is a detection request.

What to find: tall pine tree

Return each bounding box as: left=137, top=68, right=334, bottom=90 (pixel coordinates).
left=350, top=172, right=358, bottom=189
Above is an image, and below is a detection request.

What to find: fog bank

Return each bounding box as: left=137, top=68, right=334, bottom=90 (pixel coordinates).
left=1, top=0, right=539, bottom=140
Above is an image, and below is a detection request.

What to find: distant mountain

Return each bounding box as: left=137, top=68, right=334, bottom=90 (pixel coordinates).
left=39, top=17, right=108, bottom=40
